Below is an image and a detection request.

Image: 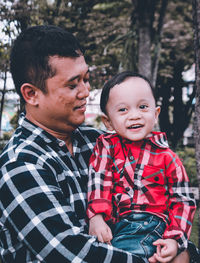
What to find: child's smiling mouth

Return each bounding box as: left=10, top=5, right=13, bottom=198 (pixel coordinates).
left=127, top=124, right=144, bottom=129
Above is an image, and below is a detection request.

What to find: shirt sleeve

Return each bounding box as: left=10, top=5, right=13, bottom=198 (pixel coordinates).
left=0, top=161, right=143, bottom=263
left=87, top=136, right=114, bottom=221
left=163, top=151, right=196, bottom=251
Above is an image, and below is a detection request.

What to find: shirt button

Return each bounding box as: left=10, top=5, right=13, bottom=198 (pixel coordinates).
left=59, top=141, right=65, bottom=147
left=154, top=176, right=159, bottom=181
left=129, top=156, right=134, bottom=160
left=117, top=194, right=121, bottom=201
left=144, top=221, right=148, bottom=225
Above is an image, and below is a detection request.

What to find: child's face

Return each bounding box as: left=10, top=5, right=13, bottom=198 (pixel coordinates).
left=102, top=77, right=160, bottom=141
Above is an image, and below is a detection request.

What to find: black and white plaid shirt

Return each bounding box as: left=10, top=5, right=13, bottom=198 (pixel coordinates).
left=0, top=113, right=143, bottom=263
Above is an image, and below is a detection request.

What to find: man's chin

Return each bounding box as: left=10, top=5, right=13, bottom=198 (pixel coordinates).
left=72, top=118, right=85, bottom=128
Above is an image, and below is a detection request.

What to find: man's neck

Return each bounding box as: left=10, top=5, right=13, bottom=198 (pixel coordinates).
left=26, top=112, right=74, bottom=155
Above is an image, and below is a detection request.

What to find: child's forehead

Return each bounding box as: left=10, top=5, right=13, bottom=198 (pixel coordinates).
left=108, top=77, right=156, bottom=105
left=122, top=76, right=150, bottom=85
left=112, top=77, right=151, bottom=92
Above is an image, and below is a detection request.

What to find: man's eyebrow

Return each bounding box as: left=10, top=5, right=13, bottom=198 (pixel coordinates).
left=67, top=75, right=79, bottom=82
left=68, top=69, right=90, bottom=82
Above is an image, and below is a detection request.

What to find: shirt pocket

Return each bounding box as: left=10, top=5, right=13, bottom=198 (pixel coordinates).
left=141, top=165, right=165, bottom=186
left=140, top=165, right=167, bottom=204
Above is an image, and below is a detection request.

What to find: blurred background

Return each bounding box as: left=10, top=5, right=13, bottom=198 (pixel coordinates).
left=0, top=0, right=199, bottom=248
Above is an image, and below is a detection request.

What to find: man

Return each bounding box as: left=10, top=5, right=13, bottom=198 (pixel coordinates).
left=0, top=25, right=197, bottom=263
left=0, top=24, right=144, bottom=263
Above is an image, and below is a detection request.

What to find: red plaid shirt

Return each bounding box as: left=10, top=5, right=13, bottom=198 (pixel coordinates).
left=87, top=132, right=196, bottom=250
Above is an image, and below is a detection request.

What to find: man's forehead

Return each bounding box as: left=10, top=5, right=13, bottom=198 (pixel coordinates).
left=49, top=55, right=89, bottom=76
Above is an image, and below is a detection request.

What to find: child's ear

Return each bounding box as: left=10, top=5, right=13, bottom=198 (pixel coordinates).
left=155, top=106, right=161, bottom=123
left=101, top=114, right=114, bottom=131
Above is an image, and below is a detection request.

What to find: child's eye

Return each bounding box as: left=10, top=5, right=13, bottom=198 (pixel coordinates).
left=84, top=78, right=89, bottom=83
left=139, top=105, right=148, bottom=109
left=119, top=108, right=127, bottom=112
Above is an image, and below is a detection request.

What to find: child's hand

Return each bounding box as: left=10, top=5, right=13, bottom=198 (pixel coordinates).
left=89, top=214, right=113, bottom=244
left=148, top=239, right=178, bottom=263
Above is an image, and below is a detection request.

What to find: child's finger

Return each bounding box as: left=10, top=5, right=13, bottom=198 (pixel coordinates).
left=154, top=254, right=172, bottom=263
left=98, top=233, right=104, bottom=243
left=156, top=244, right=161, bottom=257
left=107, top=227, right=113, bottom=240
left=153, top=239, right=165, bottom=246
left=148, top=253, right=157, bottom=263
left=102, top=230, right=112, bottom=243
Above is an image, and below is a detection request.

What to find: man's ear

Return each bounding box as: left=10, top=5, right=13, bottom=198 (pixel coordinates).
left=101, top=114, right=114, bottom=131
left=20, top=83, right=39, bottom=105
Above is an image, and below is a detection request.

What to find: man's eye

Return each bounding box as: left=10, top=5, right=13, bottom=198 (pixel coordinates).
left=68, top=84, right=77, bottom=89
left=139, top=105, right=148, bottom=109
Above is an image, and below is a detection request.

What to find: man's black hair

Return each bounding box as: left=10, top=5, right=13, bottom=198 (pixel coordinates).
left=100, top=71, right=156, bottom=114
left=10, top=25, right=84, bottom=103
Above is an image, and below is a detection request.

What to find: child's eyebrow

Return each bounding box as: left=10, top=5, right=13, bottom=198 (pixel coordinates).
left=113, top=103, right=127, bottom=110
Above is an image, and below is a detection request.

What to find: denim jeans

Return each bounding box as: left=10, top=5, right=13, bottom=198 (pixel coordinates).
left=111, top=212, right=166, bottom=262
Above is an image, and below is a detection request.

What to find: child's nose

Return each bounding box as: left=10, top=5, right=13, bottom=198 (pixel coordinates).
left=128, top=109, right=141, bottom=119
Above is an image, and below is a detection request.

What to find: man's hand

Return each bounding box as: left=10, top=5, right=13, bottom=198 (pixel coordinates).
left=89, top=214, right=113, bottom=244
left=148, top=239, right=178, bottom=263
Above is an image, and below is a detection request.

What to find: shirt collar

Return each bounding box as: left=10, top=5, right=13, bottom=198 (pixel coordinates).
left=18, top=112, right=80, bottom=147
left=116, top=131, right=169, bottom=149
left=146, top=131, right=169, bottom=148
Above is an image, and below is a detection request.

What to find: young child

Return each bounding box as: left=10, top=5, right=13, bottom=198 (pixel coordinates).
left=87, top=71, right=196, bottom=263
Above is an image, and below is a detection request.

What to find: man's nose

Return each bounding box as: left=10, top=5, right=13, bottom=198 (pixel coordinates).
left=78, top=82, right=90, bottom=99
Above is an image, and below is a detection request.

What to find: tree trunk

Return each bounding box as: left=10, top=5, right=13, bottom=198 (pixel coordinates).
left=0, top=71, right=7, bottom=137
left=151, top=0, right=168, bottom=87
left=171, top=60, right=185, bottom=148
left=130, top=0, right=168, bottom=86
left=192, top=0, right=200, bottom=249
left=158, top=79, right=172, bottom=139
left=136, top=0, right=152, bottom=82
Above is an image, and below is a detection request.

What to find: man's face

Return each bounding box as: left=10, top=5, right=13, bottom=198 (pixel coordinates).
left=104, top=77, right=160, bottom=141
left=36, top=55, right=90, bottom=133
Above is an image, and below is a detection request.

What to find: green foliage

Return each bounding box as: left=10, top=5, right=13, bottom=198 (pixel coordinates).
left=93, top=2, right=121, bottom=11
left=0, top=131, right=12, bottom=152
left=190, top=207, right=199, bottom=247
left=175, top=146, right=198, bottom=246
left=0, top=0, right=196, bottom=147
left=10, top=113, right=19, bottom=130
left=176, top=147, right=198, bottom=186
left=2, top=132, right=12, bottom=140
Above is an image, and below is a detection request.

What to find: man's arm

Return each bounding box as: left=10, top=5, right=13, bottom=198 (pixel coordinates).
left=0, top=161, right=143, bottom=263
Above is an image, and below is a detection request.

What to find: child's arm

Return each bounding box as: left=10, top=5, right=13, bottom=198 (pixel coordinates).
left=148, top=238, right=178, bottom=263
left=87, top=135, right=115, bottom=222
left=89, top=214, right=113, bottom=244
left=163, top=150, right=196, bottom=251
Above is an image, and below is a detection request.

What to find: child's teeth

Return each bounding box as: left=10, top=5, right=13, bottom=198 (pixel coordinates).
left=129, top=125, right=141, bottom=129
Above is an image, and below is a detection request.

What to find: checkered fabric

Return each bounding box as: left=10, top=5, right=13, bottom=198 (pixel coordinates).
left=87, top=132, right=196, bottom=251
left=0, top=113, right=143, bottom=263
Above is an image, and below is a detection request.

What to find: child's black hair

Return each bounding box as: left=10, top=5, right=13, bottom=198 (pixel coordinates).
left=100, top=71, right=155, bottom=114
